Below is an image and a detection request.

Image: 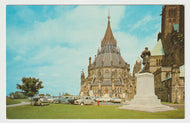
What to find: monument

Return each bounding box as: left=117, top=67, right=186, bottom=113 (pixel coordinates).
left=119, top=47, right=176, bottom=112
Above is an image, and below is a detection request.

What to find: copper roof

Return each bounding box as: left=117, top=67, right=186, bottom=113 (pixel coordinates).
left=101, top=17, right=117, bottom=47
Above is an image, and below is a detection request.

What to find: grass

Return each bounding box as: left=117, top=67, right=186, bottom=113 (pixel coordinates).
left=6, top=98, right=21, bottom=105
left=6, top=97, right=30, bottom=105
left=7, top=104, right=184, bottom=119
left=161, top=102, right=184, bottom=104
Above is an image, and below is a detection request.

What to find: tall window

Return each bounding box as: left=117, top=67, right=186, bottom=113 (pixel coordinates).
left=105, top=70, right=110, bottom=78
left=174, top=9, right=177, bottom=17
left=114, top=70, right=117, bottom=78
left=159, top=59, right=161, bottom=65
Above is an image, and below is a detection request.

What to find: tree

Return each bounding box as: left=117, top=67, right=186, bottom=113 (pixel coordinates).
left=46, top=94, right=50, bottom=96
left=39, top=94, right=45, bottom=97
left=9, top=92, right=15, bottom=99
left=64, top=93, right=71, bottom=96
left=16, top=77, right=44, bottom=105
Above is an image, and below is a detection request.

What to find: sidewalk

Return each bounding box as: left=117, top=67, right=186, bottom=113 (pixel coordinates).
left=7, top=101, right=31, bottom=108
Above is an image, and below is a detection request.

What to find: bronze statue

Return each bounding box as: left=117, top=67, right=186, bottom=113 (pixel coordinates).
left=140, top=47, right=151, bottom=73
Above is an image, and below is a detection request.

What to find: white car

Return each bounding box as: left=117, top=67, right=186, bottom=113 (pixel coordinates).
left=46, top=97, right=54, bottom=103
left=39, top=98, right=48, bottom=103
left=74, top=96, right=94, bottom=105
left=96, top=97, right=112, bottom=102
left=111, top=98, right=122, bottom=103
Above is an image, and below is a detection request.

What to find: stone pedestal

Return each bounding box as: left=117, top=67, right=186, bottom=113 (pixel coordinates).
left=119, top=73, right=176, bottom=112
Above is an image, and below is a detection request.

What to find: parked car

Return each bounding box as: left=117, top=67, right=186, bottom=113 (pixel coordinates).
left=96, top=97, right=112, bottom=102
left=74, top=96, right=94, bottom=105
left=68, top=96, right=81, bottom=104
left=53, top=98, right=60, bottom=104
left=40, top=97, right=48, bottom=103
left=60, top=97, right=70, bottom=104
left=111, top=98, right=122, bottom=103
left=89, top=96, right=98, bottom=101
left=46, top=96, right=54, bottom=103
left=53, top=97, right=71, bottom=104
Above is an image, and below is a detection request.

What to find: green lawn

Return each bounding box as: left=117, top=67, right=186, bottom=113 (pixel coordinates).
left=7, top=104, right=184, bottom=119
left=6, top=98, right=30, bottom=105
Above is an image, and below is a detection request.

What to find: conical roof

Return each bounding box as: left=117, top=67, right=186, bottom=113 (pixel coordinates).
left=90, top=15, right=127, bottom=68
left=101, top=17, right=117, bottom=47
left=151, top=39, right=165, bottom=56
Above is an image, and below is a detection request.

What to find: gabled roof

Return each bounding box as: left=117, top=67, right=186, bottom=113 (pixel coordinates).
left=151, top=39, right=165, bottom=56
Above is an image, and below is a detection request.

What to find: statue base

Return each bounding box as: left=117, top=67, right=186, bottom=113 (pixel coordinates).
left=119, top=72, right=176, bottom=112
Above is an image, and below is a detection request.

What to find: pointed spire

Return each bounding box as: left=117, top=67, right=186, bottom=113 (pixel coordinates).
left=108, top=8, right=110, bottom=22
left=101, top=10, right=117, bottom=47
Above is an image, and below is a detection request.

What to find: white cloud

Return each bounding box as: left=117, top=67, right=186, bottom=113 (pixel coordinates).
left=130, top=15, right=154, bottom=32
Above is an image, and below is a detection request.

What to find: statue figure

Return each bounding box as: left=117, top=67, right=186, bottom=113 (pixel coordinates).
left=140, top=47, right=151, bottom=73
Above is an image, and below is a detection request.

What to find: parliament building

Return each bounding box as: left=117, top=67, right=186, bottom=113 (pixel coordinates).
left=150, top=5, right=184, bottom=103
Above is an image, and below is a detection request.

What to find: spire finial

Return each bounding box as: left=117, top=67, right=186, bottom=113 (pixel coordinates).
left=108, top=9, right=110, bottom=21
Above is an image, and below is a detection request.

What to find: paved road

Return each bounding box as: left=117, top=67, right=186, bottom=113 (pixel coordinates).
left=7, top=101, right=31, bottom=108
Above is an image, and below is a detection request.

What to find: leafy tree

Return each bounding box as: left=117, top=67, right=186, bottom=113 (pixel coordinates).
left=16, top=77, right=44, bottom=105
left=14, top=91, right=26, bottom=99
left=64, top=93, right=71, bottom=96
left=39, top=94, right=45, bottom=97
left=9, top=91, right=26, bottom=99
left=46, top=94, right=50, bottom=96
left=9, top=92, right=15, bottom=99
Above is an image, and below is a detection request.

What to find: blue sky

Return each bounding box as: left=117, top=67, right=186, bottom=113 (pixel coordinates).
left=6, top=5, right=163, bottom=96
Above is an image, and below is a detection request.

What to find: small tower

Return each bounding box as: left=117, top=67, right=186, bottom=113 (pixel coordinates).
left=89, top=57, right=91, bottom=66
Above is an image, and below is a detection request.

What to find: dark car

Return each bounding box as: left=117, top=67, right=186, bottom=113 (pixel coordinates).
left=68, top=96, right=81, bottom=104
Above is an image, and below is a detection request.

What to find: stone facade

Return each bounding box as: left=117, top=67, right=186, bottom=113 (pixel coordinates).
left=80, top=16, right=134, bottom=99
left=161, top=5, right=184, bottom=66
left=153, top=65, right=184, bottom=103
left=151, top=5, right=184, bottom=104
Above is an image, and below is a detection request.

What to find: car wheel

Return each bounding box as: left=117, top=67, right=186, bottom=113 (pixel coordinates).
left=80, top=102, right=84, bottom=106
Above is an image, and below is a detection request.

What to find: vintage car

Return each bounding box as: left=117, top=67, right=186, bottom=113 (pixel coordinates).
left=74, top=96, right=94, bottom=105
left=111, top=97, right=122, bottom=103
left=39, top=97, right=48, bottom=103
left=68, top=96, right=81, bottom=104
left=46, top=96, right=54, bottom=103
left=53, top=97, right=71, bottom=104
left=96, top=97, right=112, bottom=102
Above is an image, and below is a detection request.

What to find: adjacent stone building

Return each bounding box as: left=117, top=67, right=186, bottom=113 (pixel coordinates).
left=80, top=15, right=134, bottom=99
left=150, top=5, right=184, bottom=103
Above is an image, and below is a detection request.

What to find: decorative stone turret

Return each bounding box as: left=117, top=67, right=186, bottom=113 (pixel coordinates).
left=89, top=57, right=91, bottom=66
